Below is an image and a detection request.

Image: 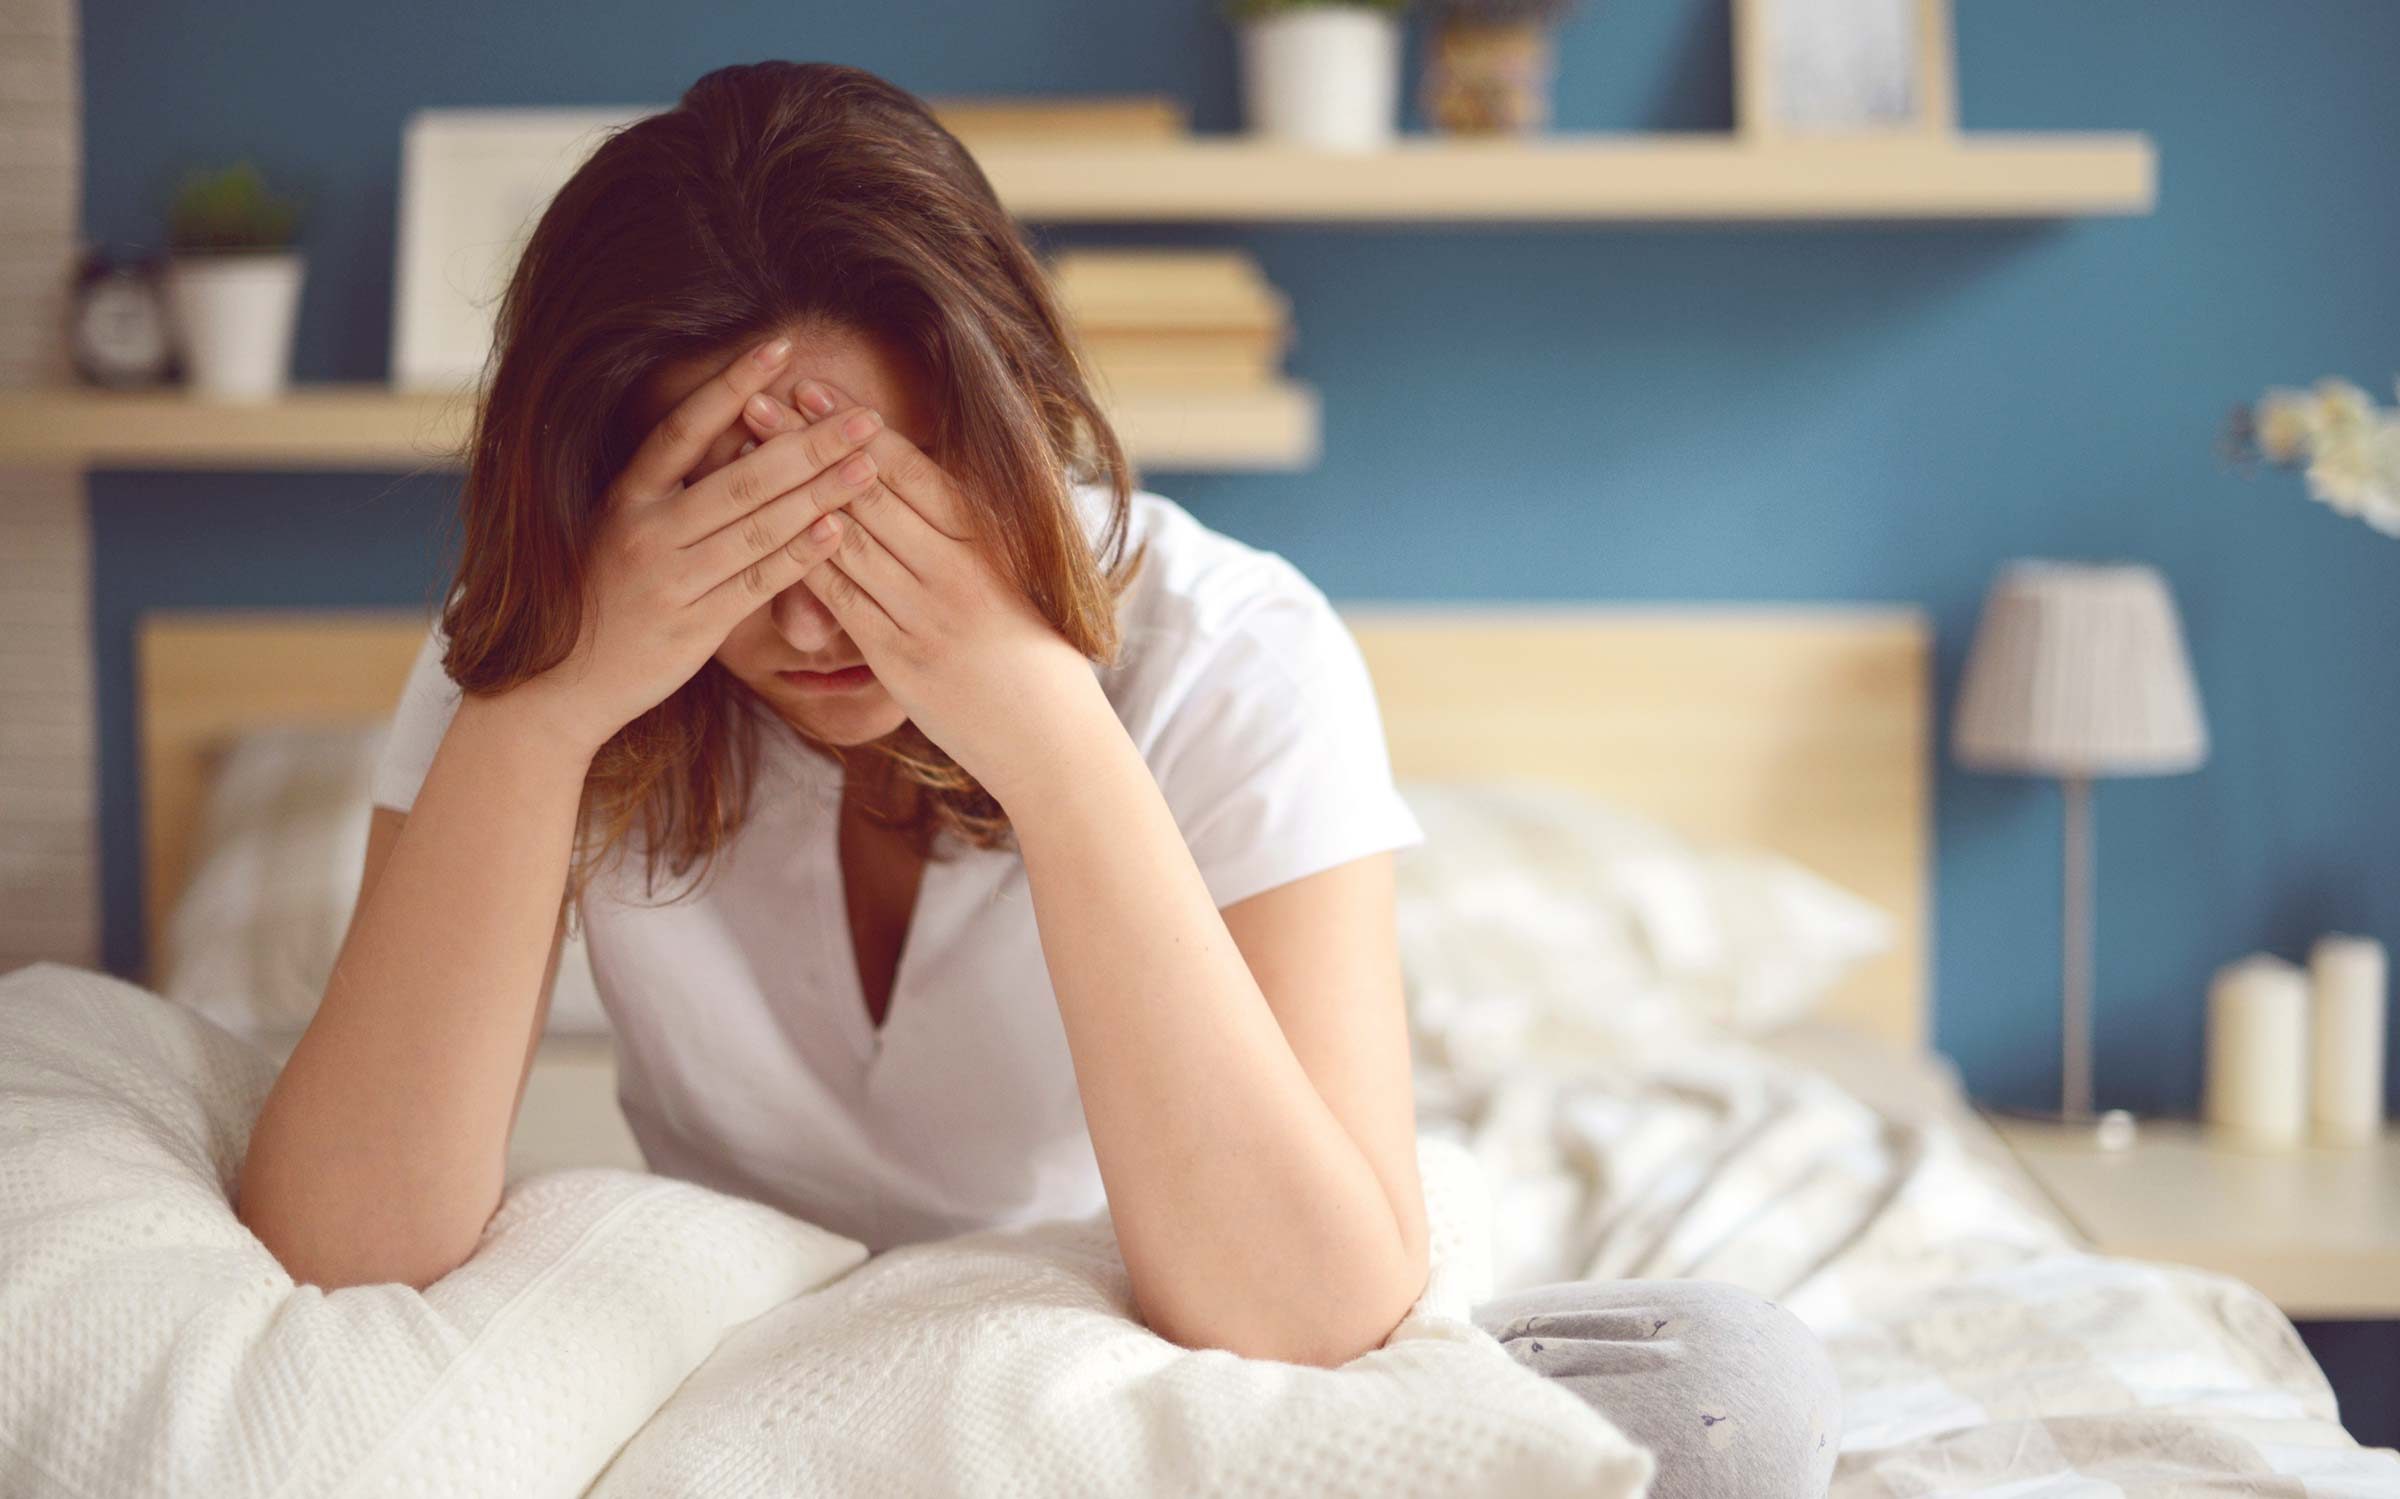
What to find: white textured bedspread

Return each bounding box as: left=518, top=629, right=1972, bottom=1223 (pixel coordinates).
left=10, top=951, right=2395, bottom=1496
left=1414, top=1021, right=2400, bottom=1496
left=0, top=963, right=1647, bottom=1499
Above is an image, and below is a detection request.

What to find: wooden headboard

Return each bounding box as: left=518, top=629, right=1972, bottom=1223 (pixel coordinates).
left=138, top=604, right=1930, bottom=1045
left=1345, top=606, right=1929, bottom=1049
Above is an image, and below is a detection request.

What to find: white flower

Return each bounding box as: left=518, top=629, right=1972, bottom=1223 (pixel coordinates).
left=2246, top=374, right=2400, bottom=540
left=2305, top=430, right=2376, bottom=513
left=2305, top=414, right=2400, bottom=532
left=2252, top=388, right=2316, bottom=464
left=2306, top=377, right=2378, bottom=447
left=2365, top=420, right=2400, bottom=537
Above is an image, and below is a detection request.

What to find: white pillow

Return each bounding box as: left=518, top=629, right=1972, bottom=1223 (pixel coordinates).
left=1395, top=780, right=1891, bottom=1074
left=162, top=721, right=612, bottom=1038
left=0, top=961, right=866, bottom=1499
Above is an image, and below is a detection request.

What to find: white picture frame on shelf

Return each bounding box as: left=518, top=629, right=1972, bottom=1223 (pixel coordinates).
left=390, top=107, right=655, bottom=392
left=1734, top=0, right=1956, bottom=141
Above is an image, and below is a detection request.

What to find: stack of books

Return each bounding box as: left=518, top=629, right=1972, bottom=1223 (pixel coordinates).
left=920, top=97, right=1298, bottom=401
left=1047, top=249, right=1294, bottom=393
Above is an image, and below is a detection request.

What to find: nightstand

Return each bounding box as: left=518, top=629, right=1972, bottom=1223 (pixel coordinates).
left=1986, top=1117, right=2400, bottom=1320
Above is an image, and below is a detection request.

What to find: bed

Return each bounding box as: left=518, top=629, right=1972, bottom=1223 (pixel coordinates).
left=7, top=601, right=2384, bottom=1496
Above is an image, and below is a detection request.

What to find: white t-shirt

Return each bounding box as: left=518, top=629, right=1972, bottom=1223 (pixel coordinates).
left=370, top=484, right=1423, bottom=1251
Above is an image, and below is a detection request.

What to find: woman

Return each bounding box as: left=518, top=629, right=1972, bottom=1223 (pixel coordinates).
left=236, top=61, right=1837, bottom=1497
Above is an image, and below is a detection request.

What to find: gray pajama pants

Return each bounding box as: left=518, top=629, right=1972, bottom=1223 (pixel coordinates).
left=1469, top=1279, right=1843, bottom=1499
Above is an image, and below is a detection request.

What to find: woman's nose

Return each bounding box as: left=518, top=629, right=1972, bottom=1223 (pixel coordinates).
left=769, top=582, right=844, bottom=652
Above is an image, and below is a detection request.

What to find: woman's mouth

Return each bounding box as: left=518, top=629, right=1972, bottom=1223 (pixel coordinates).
left=776, top=664, right=876, bottom=693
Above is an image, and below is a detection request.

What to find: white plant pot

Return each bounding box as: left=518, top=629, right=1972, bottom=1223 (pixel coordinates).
left=165, top=250, right=305, bottom=403
left=1239, top=7, right=1402, bottom=152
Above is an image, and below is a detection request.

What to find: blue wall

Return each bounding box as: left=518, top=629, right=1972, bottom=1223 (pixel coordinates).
left=82, top=0, right=2400, bottom=1123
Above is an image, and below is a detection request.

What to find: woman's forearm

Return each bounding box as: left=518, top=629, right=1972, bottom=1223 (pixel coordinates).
left=735, top=374, right=1422, bottom=1356
left=235, top=692, right=593, bottom=1290
left=1001, top=695, right=1425, bottom=1366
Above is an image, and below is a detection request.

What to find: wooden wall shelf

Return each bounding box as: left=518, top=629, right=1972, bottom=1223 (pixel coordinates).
left=0, top=380, right=1321, bottom=474
left=0, top=133, right=2155, bottom=479
left=971, top=133, right=2156, bottom=222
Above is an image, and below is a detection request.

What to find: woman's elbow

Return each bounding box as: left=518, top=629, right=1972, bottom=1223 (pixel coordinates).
left=1242, top=1308, right=1411, bottom=1369
left=1256, top=1199, right=1436, bottom=1366
left=1227, top=1281, right=1426, bottom=1368
left=1150, top=1239, right=1431, bottom=1368
left=235, top=1180, right=481, bottom=1293
left=1300, top=1235, right=1433, bottom=1367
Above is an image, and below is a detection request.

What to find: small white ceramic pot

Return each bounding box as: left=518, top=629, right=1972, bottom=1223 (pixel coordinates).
left=165, top=250, right=306, bottom=403
left=1239, top=6, right=1403, bottom=152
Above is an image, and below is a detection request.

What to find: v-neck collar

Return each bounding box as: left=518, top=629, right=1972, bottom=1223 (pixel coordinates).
left=759, top=718, right=941, bottom=1071
left=831, top=790, right=929, bottom=1044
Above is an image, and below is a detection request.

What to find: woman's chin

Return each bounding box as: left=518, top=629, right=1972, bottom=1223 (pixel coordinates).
left=779, top=690, right=907, bottom=747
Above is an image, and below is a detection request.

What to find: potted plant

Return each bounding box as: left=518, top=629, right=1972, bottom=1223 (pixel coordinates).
left=1227, top=0, right=1410, bottom=152
left=1421, top=0, right=1580, bottom=134
left=163, top=160, right=305, bottom=403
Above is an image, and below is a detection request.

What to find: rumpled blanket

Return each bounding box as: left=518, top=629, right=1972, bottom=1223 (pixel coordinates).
left=1413, top=1016, right=2400, bottom=1496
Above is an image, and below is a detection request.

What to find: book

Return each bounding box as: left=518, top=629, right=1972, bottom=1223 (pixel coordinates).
left=1048, top=250, right=1289, bottom=337
left=1081, top=332, right=1289, bottom=390
left=927, top=96, right=1187, bottom=141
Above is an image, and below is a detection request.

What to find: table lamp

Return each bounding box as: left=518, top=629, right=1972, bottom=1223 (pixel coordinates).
left=1952, top=561, right=2209, bottom=1130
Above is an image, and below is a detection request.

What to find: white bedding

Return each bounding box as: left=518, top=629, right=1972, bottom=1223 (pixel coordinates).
left=1388, top=784, right=2400, bottom=1494
left=0, top=963, right=866, bottom=1499
left=0, top=962, right=1648, bottom=1499
left=9, top=961, right=2391, bottom=1496
left=11, top=759, right=2400, bottom=1499
left=1414, top=1018, right=2400, bottom=1495
left=584, top=1124, right=1646, bottom=1498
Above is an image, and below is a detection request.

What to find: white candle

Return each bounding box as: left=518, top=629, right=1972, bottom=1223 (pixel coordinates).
left=2309, top=934, right=2388, bottom=1146
left=2205, top=954, right=2309, bottom=1147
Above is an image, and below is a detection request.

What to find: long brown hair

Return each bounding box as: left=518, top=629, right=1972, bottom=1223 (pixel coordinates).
left=436, top=61, right=1139, bottom=914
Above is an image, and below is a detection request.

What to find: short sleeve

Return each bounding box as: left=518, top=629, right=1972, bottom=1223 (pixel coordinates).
left=1139, top=576, right=1425, bottom=909
left=369, top=615, right=463, bottom=815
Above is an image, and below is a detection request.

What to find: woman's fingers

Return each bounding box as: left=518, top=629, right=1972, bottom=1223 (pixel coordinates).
left=692, top=498, right=848, bottom=622
left=616, top=336, right=794, bottom=504
left=786, top=377, right=841, bottom=421
left=742, top=390, right=956, bottom=578
left=860, top=428, right=974, bottom=542
left=815, top=505, right=926, bottom=631
left=801, top=555, right=899, bottom=649
left=838, top=474, right=951, bottom=583
left=687, top=423, right=753, bottom=487
left=786, top=377, right=975, bottom=542
left=679, top=441, right=881, bottom=597
left=663, top=403, right=883, bottom=549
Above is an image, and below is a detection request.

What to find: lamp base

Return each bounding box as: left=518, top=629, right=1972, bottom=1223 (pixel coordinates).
left=1993, top=1105, right=2140, bottom=1152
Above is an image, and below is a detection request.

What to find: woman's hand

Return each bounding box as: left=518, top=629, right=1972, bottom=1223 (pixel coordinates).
left=738, top=377, right=1113, bottom=804
left=514, top=337, right=889, bottom=755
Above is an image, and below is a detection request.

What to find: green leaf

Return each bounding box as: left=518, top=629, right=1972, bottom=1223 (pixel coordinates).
left=166, top=160, right=303, bottom=253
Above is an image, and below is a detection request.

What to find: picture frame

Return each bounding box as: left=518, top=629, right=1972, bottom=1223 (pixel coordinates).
left=391, top=107, right=652, bottom=391
left=1733, top=0, right=1957, bottom=142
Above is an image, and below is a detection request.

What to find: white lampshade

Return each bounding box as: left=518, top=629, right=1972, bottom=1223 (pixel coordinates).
left=1953, top=561, right=2209, bottom=778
